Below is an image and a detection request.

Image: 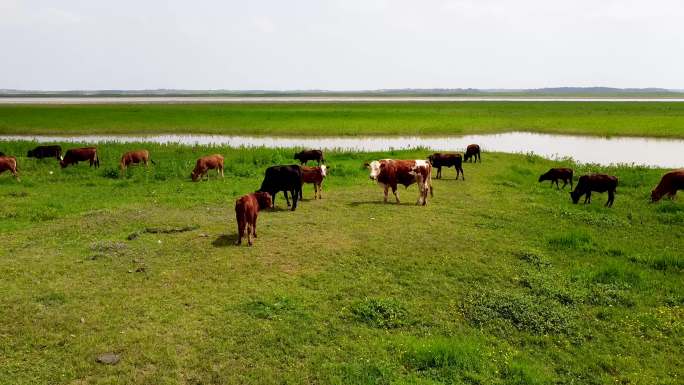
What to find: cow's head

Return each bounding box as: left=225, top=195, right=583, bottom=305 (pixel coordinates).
left=59, top=159, right=67, bottom=168
left=320, top=165, right=327, bottom=177
left=651, top=189, right=662, bottom=203
left=255, top=191, right=273, bottom=209
left=26, top=150, right=33, bottom=157
left=569, top=191, right=580, bottom=204
left=191, top=171, right=200, bottom=182
left=366, top=160, right=383, bottom=181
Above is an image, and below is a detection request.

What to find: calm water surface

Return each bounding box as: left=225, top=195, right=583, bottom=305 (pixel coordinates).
left=1, top=132, right=682, bottom=168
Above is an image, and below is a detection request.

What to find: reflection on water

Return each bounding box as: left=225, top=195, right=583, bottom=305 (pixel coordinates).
left=1, top=132, right=682, bottom=168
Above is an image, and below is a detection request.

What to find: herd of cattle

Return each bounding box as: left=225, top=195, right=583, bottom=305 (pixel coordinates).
left=1, top=144, right=683, bottom=245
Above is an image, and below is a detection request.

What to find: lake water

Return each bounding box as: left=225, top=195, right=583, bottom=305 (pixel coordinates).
left=1, top=132, right=682, bottom=168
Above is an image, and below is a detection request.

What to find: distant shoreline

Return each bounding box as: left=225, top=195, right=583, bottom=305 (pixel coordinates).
left=2, top=96, right=684, bottom=104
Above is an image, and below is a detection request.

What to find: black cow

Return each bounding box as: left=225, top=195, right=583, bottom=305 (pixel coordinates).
left=428, top=153, right=464, bottom=180
left=464, top=144, right=481, bottom=163
left=570, top=174, right=618, bottom=207
left=294, top=150, right=324, bottom=165
left=539, top=168, right=573, bottom=189
left=27, top=145, right=62, bottom=159
left=258, top=165, right=303, bottom=211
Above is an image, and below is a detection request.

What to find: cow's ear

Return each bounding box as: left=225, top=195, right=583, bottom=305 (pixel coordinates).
left=363, top=162, right=370, bottom=168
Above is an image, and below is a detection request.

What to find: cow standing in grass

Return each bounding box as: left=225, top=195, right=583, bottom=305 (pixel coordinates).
left=235, top=191, right=273, bottom=246
left=27, top=145, right=62, bottom=160
left=428, top=153, right=464, bottom=180
left=299, top=165, right=327, bottom=199
left=191, top=154, right=224, bottom=182
left=366, top=159, right=433, bottom=205
left=539, top=168, right=574, bottom=189
left=60, top=147, right=99, bottom=168
left=0, top=156, right=19, bottom=181
left=258, top=165, right=303, bottom=211
left=464, top=144, right=481, bottom=163
left=570, top=174, right=618, bottom=207
left=120, top=149, right=155, bottom=175
left=651, top=169, right=684, bottom=202
left=294, top=149, right=324, bottom=165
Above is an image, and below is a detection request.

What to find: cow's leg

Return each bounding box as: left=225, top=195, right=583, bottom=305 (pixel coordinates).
left=436, top=167, right=441, bottom=179
left=247, top=223, right=253, bottom=246
left=392, top=185, right=400, bottom=204
left=383, top=184, right=389, bottom=203
left=291, top=188, right=299, bottom=211
left=585, top=192, right=591, bottom=204
left=252, top=213, right=258, bottom=239
left=236, top=217, right=245, bottom=245
left=555, top=179, right=560, bottom=189
left=284, top=191, right=291, bottom=207
left=318, top=182, right=323, bottom=199
left=606, top=190, right=615, bottom=207
left=220, top=165, right=224, bottom=178
left=561, top=179, right=568, bottom=189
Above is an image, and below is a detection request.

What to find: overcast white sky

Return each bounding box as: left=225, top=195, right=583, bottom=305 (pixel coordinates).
left=1, top=0, right=682, bottom=90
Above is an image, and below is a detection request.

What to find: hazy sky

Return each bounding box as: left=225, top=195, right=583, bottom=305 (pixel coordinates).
left=1, top=0, right=682, bottom=90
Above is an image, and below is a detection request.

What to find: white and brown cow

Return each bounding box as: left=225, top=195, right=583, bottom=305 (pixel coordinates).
left=365, top=159, right=433, bottom=205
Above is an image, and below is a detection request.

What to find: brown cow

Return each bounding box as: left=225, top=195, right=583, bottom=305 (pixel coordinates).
left=299, top=165, right=327, bottom=199
left=464, top=144, right=481, bottom=163
left=191, top=154, right=224, bottom=182
left=0, top=156, right=19, bottom=181
left=428, top=153, right=464, bottom=180
left=235, top=191, right=273, bottom=246
left=366, top=159, right=433, bottom=205
left=120, top=150, right=155, bottom=174
left=539, top=168, right=574, bottom=189
left=570, top=174, right=618, bottom=207
left=651, top=169, right=684, bottom=202
left=60, top=147, right=99, bottom=168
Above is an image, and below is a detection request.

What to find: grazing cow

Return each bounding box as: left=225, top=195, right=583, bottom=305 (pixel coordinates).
left=0, top=156, right=19, bottom=181
left=464, top=144, right=481, bottom=163
left=651, top=169, right=684, bottom=202
left=120, top=149, right=155, bottom=174
left=539, top=168, right=574, bottom=189
left=27, top=145, right=62, bottom=159
left=365, top=159, right=433, bottom=205
left=428, top=153, right=464, bottom=180
left=299, top=165, right=327, bottom=199
left=570, top=174, right=618, bottom=207
left=60, top=147, right=99, bottom=168
left=191, top=154, right=224, bottom=182
left=258, top=165, right=303, bottom=211
left=294, top=149, right=324, bottom=165
left=235, top=191, right=273, bottom=246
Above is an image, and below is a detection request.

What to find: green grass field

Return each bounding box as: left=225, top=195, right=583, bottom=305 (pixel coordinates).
left=1, top=102, right=684, bottom=137
left=0, top=142, right=682, bottom=384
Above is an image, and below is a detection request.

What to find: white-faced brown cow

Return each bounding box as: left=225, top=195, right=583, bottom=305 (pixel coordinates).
left=191, top=154, right=224, bottom=182
left=120, top=149, right=155, bottom=175
left=299, top=165, right=327, bottom=199
left=366, top=159, right=433, bottom=205
left=0, top=156, right=19, bottom=181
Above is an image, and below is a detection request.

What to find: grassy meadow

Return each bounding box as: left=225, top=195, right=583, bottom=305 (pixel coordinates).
left=0, top=141, right=682, bottom=384
left=1, top=102, right=684, bottom=138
